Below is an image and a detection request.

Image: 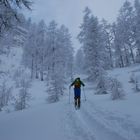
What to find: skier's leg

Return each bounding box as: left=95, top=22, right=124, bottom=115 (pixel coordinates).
left=74, top=88, right=78, bottom=108
left=78, top=97, right=80, bottom=108
left=77, top=88, right=81, bottom=108
left=74, top=97, right=77, bottom=107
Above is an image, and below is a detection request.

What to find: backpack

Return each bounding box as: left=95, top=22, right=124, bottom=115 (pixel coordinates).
left=74, top=79, right=81, bottom=88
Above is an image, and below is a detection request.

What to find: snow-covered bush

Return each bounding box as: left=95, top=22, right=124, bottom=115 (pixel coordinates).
left=0, top=81, right=12, bottom=111
left=129, top=73, right=136, bottom=83
left=46, top=83, right=59, bottom=103
left=46, top=75, right=65, bottom=103
left=129, top=73, right=140, bottom=92
left=135, top=52, right=140, bottom=63
left=95, top=74, right=108, bottom=94
left=14, top=68, right=24, bottom=88
left=14, top=76, right=31, bottom=111
left=134, top=78, right=140, bottom=92
left=110, top=78, right=125, bottom=100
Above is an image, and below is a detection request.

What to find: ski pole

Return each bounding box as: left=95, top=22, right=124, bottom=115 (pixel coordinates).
left=69, top=87, right=71, bottom=104
left=83, top=87, right=86, bottom=101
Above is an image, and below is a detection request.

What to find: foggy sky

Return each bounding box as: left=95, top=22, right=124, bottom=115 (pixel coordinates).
left=24, top=0, right=134, bottom=51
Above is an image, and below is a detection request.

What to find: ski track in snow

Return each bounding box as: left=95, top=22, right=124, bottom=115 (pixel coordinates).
left=1, top=78, right=140, bottom=140
left=65, top=101, right=128, bottom=140
left=64, top=83, right=140, bottom=140
left=64, top=104, right=96, bottom=140
left=1, top=74, right=140, bottom=140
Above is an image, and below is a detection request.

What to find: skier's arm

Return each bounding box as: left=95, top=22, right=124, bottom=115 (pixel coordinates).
left=81, top=81, right=85, bottom=86
left=70, top=81, right=75, bottom=87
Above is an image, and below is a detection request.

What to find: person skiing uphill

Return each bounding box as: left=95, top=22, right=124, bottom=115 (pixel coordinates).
left=70, top=77, right=85, bottom=109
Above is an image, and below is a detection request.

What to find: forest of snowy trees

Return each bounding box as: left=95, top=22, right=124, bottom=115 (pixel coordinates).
left=1, top=2, right=140, bottom=140
left=0, top=0, right=74, bottom=109
left=0, top=0, right=33, bottom=110
left=23, top=20, right=74, bottom=102
left=77, top=0, right=140, bottom=74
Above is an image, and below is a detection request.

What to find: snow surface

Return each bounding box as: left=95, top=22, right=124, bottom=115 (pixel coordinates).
left=0, top=47, right=140, bottom=140
left=0, top=79, right=126, bottom=140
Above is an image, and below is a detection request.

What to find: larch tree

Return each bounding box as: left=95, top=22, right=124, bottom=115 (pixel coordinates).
left=23, top=22, right=37, bottom=79
left=134, top=0, right=140, bottom=62
left=114, top=1, right=135, bottom=67
left=78, top=7, right=106, bottom=81
left=46, top=21, right=74, bottom=102
left=101, top=19, right=114, bottom=69
left=75, top=48, right=85, bottom=74
left=36, top=20, right=47, bottom=81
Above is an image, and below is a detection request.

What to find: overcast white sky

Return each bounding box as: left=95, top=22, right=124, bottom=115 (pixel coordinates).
left=24, top=0, right=134, bottom=51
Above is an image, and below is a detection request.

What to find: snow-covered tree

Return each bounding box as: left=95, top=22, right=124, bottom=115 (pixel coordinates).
left=134, top=0, right=140, bottom=62
left=114, top=1, right=135, bottom=67
left=0, top=29, right=14, bottom=55
left=22, top=22, right=38, bottom=79
left=36, top=20, right=47, bottom=81
left=95, top=71, right=108, bottom=95
left=101, top=19, right=114, bottom=68
left=113, top=22, right=125, bottom=68
left=45, top=21, right=58, bottom=79
left=59, top=25, right=74, bottom=78
left=23, top=19, right=74, bottom=103
left=75, top=48, right=85, bottom=74
left=0, top=80, right=12, bottom=111
left=78, top=7, right=106, bottom=81
left=46, top=22, right=74, bottom=102
left=15, top=76, right=31, bottom=110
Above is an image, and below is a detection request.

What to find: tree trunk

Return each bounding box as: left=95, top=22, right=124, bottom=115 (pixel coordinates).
left=120, top=55, right=124, bottom=68
left=31, top=54, right=34, bottom=79
left=129, top=46, right=135, bottom=63
left=124, top=46, right=130, bottom=66
left=35, top=50, right=39, bottom=79
left=108, top=46, right=113, bottom=68
left=35, top=62, right=39, bottom=79
left=40, top=55, right=44, bottom=81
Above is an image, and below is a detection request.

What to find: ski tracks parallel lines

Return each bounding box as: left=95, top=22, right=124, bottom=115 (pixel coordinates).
left=65, top=105, right=96, bottom=140
left=75, top=110, right=96, bottom=140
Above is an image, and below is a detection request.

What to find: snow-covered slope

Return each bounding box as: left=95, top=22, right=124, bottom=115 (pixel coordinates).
left=0, top=65, right=140, bottom=140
